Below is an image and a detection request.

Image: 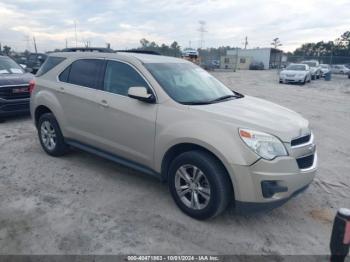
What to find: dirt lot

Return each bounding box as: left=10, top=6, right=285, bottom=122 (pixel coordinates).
left=0, top=70, right=349, bottom=255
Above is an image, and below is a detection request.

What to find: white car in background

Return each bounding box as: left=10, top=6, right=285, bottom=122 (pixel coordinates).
left=331, top=65, right=350, bottom=74
left=320, top=64, right=331, bottom=77
left=279, top=64, right=311, bottom=84
left=301, top=60, right=321, bottom=80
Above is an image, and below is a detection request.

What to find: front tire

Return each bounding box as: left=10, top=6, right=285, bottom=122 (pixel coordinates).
left=301, top=76, right=307, bottom=85
left=38, top=113, right=69, bottom=156
left=168, top=151, right=233, bottom=220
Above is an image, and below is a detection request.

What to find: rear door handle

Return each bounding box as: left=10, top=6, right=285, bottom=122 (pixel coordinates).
left=100, top=99, right=109, bottom=108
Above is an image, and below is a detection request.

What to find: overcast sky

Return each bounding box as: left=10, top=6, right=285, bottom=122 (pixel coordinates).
left=0, top=0, right=349, bottom=53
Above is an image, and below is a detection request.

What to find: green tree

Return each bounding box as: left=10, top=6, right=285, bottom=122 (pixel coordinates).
left=271, top=38, right=282, bottom=49
left=3, top=45, right=11, bottom=55
left=170, top=41, right=181, bottom=57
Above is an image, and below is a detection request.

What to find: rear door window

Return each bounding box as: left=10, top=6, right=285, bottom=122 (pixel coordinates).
left=59, top=65, right=71, bottom=82
left=61, top=59, right=105, bottom=90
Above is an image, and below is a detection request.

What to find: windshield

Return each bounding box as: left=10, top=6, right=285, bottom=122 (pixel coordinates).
left=0, top=57, right=24, bottom=74
left=145, top=62, right=237, bottom=104
left=302, top=62, right=317, bottom=67
left=286, top=65, right=306, bottom=71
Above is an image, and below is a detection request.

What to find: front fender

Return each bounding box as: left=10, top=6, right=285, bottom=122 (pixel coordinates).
left=154, top=117, right=259, bottom=173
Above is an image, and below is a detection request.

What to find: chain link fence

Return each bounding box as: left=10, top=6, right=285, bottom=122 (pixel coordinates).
left=286, top=55, right=350, bottom=66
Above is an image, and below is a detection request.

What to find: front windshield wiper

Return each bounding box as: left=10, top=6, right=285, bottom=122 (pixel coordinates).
left=182, top=93, right=243, bottom=105
left=208, top=94, right=239, bottom=103
left=182, top=101, right=214, bottom=105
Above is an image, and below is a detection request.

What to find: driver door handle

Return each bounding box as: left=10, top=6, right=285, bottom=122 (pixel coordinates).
left=57, top=87, right=65, bottom=93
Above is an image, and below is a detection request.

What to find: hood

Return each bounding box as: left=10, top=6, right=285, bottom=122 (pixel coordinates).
left=281, top=70, right=307, bottom=75
left=0, top=73, right=34, bottom=86
left=190, top=96, right=309, bottom=142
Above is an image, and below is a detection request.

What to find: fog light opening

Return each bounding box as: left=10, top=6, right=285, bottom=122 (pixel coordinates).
left=261, top=181, right=288, bottom=198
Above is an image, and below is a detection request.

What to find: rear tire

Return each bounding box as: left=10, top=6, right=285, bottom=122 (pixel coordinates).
left=38, top=113, right=69, bottom=156
left=168, top=151, right=233, bottom=220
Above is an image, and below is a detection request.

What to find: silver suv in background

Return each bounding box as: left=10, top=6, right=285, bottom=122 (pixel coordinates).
left=30, top=52, right=317, bottom=219
left=301, top=60, right=321, bottom=80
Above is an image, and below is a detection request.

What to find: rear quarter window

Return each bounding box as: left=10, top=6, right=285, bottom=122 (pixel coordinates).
left=36, top=56, right=66, bottom=77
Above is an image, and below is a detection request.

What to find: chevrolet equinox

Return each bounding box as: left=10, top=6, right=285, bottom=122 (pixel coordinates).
left=30, top=52, right=317, bottom=219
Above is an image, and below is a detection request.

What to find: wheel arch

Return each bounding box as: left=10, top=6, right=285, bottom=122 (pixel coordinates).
left=34, top=105, right=53, bottom=127
left=160, top=142, right=235, bottom=197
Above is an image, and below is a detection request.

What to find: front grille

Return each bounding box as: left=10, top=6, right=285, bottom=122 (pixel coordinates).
left=291, top=134, right=311, bottom=147
left=0, top=85, right=30, bottom=100
left=296, top=154, right=314, bottom=169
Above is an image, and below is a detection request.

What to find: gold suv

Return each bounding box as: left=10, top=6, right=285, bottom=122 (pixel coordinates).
left=30, top=51, right=317, bottom=219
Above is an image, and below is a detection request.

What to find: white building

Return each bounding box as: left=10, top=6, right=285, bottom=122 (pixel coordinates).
left=226, top=48, right=283, bottom=69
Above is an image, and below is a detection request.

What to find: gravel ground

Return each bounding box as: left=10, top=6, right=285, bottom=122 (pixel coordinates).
left=0, top=70, right=349, bottom=255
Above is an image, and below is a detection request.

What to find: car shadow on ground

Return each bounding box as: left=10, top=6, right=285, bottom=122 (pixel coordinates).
left=0, top=114, right=31, bottom=123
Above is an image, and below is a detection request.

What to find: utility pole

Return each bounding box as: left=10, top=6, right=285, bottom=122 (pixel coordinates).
left=244, top=36, right=248, bottom=49
left=74, top=20, right=78, bottom=47
left=24, top=35, right=30, bottom=51
left=198, top=20, right=207, bottom=49
left=234, top=48, right=239, bottom=72
left=33, top=36, right=38, bottom=53
left=65, top=39, right=68, bottom=48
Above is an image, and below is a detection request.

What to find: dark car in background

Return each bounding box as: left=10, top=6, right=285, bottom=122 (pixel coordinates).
left=25, top=53, right=47, bottom=74
left=249, top=61, right=264, bottom=70
left=0, top=55, right=34, bottom=122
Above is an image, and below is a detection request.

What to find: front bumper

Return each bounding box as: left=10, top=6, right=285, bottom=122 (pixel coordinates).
left=0, top=97, right=30, bottom=117
left=280, top=76, right=305, bottom=83
left=228, top=150, right=317, bottom=213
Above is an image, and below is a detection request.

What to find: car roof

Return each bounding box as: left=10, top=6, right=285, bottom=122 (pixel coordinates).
left=49, top=51, right=188, bottom=64
left=289, top=63, right=307, bottom=66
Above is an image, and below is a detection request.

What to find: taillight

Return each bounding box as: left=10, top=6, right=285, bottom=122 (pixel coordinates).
left=29, top=80, right=36, bottom=94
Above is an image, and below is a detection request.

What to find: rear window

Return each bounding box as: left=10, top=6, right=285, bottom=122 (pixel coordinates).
left=59, top=59, right=105, bottom=90
left=36, top=56, right=66, bottom=77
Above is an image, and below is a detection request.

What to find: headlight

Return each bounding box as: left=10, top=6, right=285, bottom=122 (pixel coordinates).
left=297, top=73, right=305, bottom=77
left=239, top=129, right=288, bottom=160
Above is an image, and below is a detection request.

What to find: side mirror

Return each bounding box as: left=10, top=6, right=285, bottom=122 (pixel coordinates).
left=128, top=86, right=155, bottom=103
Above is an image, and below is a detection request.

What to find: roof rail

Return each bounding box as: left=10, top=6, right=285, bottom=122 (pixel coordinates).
left=61, top=47, right=114, bottom=53
left=117, top=50, right=161, bottom=55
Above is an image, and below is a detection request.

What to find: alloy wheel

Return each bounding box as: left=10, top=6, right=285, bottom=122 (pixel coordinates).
left=175, top=164, right=211, bottom=210
left=40, top=120, right=57, bottom=151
